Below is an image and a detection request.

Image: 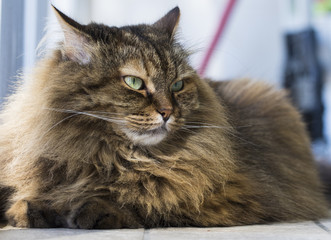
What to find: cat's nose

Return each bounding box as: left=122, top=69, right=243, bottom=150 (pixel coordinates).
left=157, top=107, right=173, bottom=122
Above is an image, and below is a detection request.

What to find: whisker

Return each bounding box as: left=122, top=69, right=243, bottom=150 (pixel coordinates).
left=45, top=113, right=80, bottom=133
left=227, top=131, right=259, bottom=147
left=44, top=108, right=126, bottom=124
left=85, top=111, right=125, bottom=116
left=178, top=127, right=198, bottom=135
left=181, top=123, right=258, bottom=146
left=183, top=125, right=231, bottom=129
left=184, top=121, right=255, bottom=129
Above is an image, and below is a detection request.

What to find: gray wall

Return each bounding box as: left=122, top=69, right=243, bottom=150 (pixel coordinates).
left=0, top=0, right=48, bottom=105
left=0, top=0, right=25, bottom=104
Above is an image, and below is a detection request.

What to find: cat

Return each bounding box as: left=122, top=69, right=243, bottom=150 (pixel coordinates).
left=0, top=6, right=328, bottom=229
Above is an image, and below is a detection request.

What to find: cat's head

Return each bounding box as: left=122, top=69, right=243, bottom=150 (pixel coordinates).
left=47, top=6, right=202, bottom=146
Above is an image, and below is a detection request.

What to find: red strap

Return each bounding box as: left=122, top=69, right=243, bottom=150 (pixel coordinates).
left=198, top=0, right=238, bottom=77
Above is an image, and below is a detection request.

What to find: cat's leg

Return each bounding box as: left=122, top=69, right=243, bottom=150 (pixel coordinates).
left=6, top=199, right=66, bottom=228
left=67, top=198, right=142, bottom=229
left=6, top=200, right=29, bottom=227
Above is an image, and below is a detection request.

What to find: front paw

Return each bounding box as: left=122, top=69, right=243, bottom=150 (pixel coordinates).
left=68, top=200, right=142, bottom=229
left=6, top=200, right=65, bottom=228
left=6, top=200, right=30, bottom=228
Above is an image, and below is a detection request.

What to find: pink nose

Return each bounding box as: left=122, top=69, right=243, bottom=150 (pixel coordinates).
left=157, top=107, right=172, bottom=121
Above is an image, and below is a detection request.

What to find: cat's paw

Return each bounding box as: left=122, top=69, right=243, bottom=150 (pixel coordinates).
left=6, top=200, right=65, bottom=228
left=6, top=200, right=30, bottom=228
left=68, top=200, right=142, bottom=229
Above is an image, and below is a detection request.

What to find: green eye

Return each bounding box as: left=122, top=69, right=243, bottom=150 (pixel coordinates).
left=171, top=80, right=184, bottom=92
left=124, top=76, right=144, bottom=90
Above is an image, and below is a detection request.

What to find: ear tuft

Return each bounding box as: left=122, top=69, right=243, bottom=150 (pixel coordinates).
left=153, top=7, right=180, bottom=40
left=52, top=5, right=92, bottom=65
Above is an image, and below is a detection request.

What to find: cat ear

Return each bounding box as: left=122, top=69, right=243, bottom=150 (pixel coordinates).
left=52, top=5, right=92, bottom=65
left=153, top=7, right=180, bottom=39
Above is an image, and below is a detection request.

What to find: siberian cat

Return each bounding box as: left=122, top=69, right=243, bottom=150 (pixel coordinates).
left=0, top=6, right=328, bottom=229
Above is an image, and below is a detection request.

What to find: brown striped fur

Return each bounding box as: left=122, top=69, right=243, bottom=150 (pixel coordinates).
left=0, top=7, right=328, bottom=228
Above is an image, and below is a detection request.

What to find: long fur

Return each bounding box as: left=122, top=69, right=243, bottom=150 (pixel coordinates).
left=0, top=7, right=328, bottom=228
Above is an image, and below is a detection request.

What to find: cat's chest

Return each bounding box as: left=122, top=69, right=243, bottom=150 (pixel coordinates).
left=106, top=150, right=215, bottom=214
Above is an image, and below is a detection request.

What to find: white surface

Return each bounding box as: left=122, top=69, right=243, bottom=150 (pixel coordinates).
left=1, top=220, right=330, bottom=240
left=145, top=222, right=331, bottom=240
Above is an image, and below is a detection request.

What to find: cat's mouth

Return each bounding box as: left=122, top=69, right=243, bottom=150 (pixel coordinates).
left=122, top=124, right=169, bottom=146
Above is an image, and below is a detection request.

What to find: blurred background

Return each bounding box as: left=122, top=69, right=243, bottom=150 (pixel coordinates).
left=0, top=0, right=331, bottom=163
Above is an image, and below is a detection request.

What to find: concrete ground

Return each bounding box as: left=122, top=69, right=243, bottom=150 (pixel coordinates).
left=1, top=218, right=330, bottom=240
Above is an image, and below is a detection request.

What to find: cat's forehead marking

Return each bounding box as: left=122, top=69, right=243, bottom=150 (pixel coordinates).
left=119, top=60, right=156, bottom=93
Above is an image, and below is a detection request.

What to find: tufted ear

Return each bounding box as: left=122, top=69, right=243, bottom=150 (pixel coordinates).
left=52, top=5, right=92, bottom=65
left=153, top=7, right=180, bottom=39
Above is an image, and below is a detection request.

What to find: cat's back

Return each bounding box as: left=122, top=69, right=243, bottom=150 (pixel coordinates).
left=209, top=79, right=292, bottom=117
left=208, top=78, right=312, bottom=167
left=209, top=79, right=305, bottom=137
left=208, top=78, right=328, bottom=220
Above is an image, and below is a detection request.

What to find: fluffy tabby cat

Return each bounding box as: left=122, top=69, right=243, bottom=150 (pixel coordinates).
left=0, top=6, right=328, bottom=229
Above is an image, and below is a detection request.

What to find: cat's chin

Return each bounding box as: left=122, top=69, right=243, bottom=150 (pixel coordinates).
left=122, top=128, right=168, bottom=146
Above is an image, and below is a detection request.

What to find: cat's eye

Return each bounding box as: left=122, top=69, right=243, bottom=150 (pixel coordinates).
left=124, top=76, right=144, bottom=90
left=171, top=80, right=184, bottom=92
